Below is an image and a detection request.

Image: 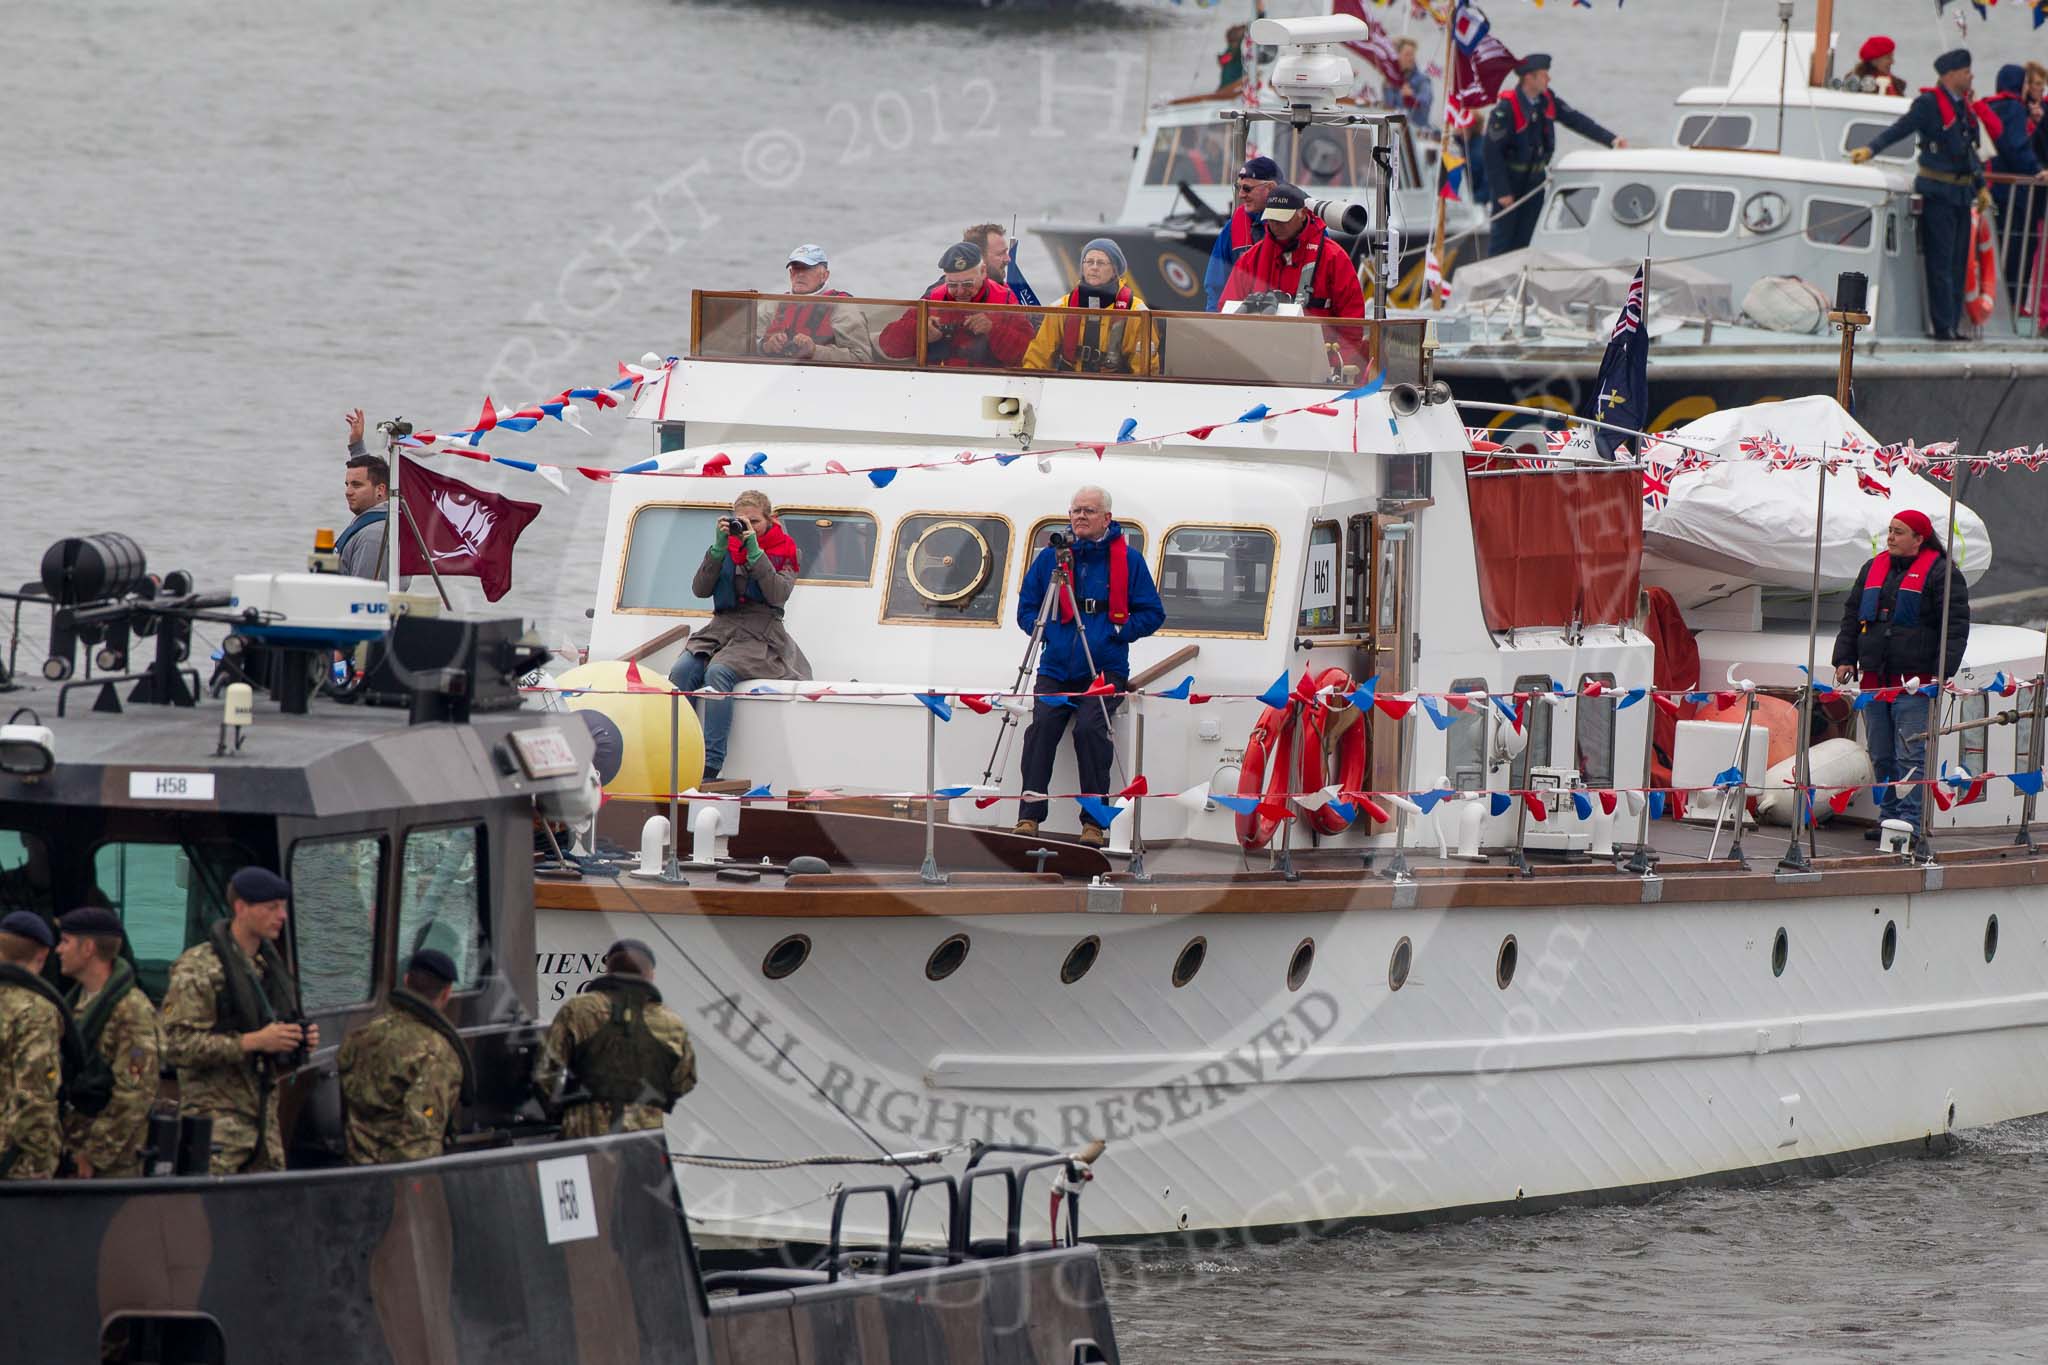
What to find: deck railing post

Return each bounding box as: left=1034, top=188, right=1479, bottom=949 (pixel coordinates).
left=1128, top=703, right=1151, bottom=882
left=664, top=688, right=685, bottom=883
left=1623, top=688, right=1657, bottom=875
left=921, top=706, right=947, bottom=885
left=2021, top=669, right=2047, bottom=851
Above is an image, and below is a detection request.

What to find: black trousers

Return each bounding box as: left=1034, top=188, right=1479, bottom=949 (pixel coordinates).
left=1018, top=672, right=1123, bottom=824
left=1488, top=184, right=1545, bottom=257
left=1920, top=188, right=1971, bottom=336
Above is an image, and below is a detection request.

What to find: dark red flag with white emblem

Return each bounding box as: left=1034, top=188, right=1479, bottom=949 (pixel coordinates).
left=397, top=457, right=543, bottom=602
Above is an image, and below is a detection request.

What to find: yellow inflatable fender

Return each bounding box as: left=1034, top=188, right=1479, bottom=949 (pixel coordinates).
left=552, top=659, right=705, bottom=799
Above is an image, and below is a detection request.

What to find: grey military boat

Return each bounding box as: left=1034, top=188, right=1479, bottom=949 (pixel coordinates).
left=0, top=534, right=1121, bottom=1364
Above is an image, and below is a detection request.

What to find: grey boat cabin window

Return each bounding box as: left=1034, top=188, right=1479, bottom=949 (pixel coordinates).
left=0, top=830, right=52, bottom=919
left=1843, top=121, right=1914, bottom=162
left=1664, top=187, right=1736, bottom=236
left=1806, top=198, right=1875, bottom=250
left=1675, top=113, right=1753, bottom=149
left=90, top=839, right=246, bottom=1004
left=1027, top=519, right=1145, bottom=560
left=290, top=833, right=383, bottom=1011
left=1547, top=186, right=1599, bottom=231
left=1145, top=123, right=1231, bottom=187
left=1511, top=674, right=1557, bottom=790
left=1576, top=672, right=1618, bottom=788
left=1961, top=692, right=1990, bottom=778
left=1446, top=679, right=1490, bottom=792
left=616, top=504, right=724, bottom=615
left=1157, top=526, right=1276, bottom=637
left=400, top=824, right=487, bottom=990
left=778, top=509, right=879, bottom=585
left=885, top=514, right=1013, bottom=626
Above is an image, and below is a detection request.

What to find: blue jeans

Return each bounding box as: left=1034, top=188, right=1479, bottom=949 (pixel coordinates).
left=1864, top=692, right=1930, bottom=826
left=667, top=653, right=741, bottom=778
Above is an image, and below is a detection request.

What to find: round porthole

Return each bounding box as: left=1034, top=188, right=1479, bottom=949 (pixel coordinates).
left=926, top=933, right=970, bottom=982
left=1388, top=936, right=1412, bottom=992
left=1061, top=936, right=1101, bottom=985
left=1611, top=181, right=1659, bottom=227
left=1985, top=914, right=2000, bottom=963
left=1771, top=927, right=1790, bottom=978
left=905, top=521, right=992, bottom=604
left=1741, top=189, right=1788, bottom=234
left=1880, top=920, right=1897, bottom=972
left=1495, top=935, right=1518, bottom=990
left=1171, top=936, right=1207, bottom=989
left=762, top=934, right=811, bottom=981
left=1286, top=938, right=1315, bottom=992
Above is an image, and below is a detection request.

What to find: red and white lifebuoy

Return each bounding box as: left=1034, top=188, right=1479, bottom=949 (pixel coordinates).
left=1965, top=208, right=1997, bottom=328
left=1235, top=667, right=1372, bottom=850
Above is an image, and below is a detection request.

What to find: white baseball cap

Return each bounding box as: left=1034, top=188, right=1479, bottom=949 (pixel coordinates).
left=787, top=244, right=829, bottom=267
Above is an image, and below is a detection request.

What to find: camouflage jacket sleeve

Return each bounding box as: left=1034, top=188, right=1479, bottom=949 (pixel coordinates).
left=1, top=989, right=64, bottom=1177
left=651, top=1005, right=697, bottom=1103
left=75, top=992, right=162, bottom=1171
left=160, top=948, right=244, bottom=1073
left=531, top=1000, right=584, bottom=1102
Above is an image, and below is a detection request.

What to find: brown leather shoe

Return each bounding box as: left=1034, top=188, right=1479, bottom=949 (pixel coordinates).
left=1078, top=823, right=1108, bottom=849
left=1011, top=819, right=1040, bottom=837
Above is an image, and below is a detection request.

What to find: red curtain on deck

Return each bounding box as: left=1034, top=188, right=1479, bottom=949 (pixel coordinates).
left=1465, top=469, right=1642, bottom=631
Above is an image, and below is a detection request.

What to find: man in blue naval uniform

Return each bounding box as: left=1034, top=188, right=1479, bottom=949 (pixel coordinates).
left=1850, top=49, right=1989, bottom=341
left=1481, top=53, right=1626, bottom=257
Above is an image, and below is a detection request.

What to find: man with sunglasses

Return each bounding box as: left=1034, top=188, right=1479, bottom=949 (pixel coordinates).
left=1203, top=155, right=1281, bottom=310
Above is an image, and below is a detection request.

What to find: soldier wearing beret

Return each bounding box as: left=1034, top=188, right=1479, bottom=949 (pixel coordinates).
left=0, top=910, right=67, bottom=1180
left=533, top=938, right=696, bottom=1139
left=337, top=949, right=474, bottom=1165
left=55, top=906, right=161, bottom=1177
left=1482, top=53, right=1626, bottom=257
left=160, top=867, right=317, bottom=1173
left=876, top=242, right=1035, bottom=369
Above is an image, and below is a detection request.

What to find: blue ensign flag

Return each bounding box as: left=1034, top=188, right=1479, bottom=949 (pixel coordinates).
left=1586, top=265, right=1648, bottom=460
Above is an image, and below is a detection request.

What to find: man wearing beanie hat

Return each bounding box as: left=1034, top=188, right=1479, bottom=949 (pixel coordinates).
left=1482, top=53, right=1626, bottom=257
left=1023, top=238, right=1153, bottom=374
left=1833, top=509, right=1972, bottom=835
left=0, top=909, right=66, bottom=1179
left=161, top=867, right=316, bottom=1173
left=55, top=906, right=160, bottom=1177
left=336, top=949, right=475, bottom=1165
left=877, top=241, right=1034, bottom=369
left=1204, top=155, right=1281, bottom=310
left=532, top=937, right=695, bottom=1139
left=1852, top=36, right=1907, bottom=97
left=1850, top=50, right=1987, bottom=340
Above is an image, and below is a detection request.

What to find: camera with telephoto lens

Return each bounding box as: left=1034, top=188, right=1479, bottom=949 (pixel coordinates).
left=721, top=517, right=745, bottom=537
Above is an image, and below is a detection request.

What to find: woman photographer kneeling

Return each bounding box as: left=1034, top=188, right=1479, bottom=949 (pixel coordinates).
left=667, top=490, right=812, bottom=781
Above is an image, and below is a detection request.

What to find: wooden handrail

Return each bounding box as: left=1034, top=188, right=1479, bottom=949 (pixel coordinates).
left=624, top=621, right=695, bottom=663
left=1129, top=643, right=1200, bottom=690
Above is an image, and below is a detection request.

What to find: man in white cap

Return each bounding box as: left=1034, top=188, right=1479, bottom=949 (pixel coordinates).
left=758, top=244, right=874, bottom=363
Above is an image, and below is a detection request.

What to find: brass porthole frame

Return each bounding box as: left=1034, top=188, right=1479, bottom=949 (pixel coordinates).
left=905, top=520, right=993, bottom=604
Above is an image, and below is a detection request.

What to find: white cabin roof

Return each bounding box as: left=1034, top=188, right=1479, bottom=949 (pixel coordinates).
left=1552, top=147, right=1907, bottom=195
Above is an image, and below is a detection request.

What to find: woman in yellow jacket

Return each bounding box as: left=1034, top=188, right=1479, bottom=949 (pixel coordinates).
left=1023, top=239, right=1154, bottom=376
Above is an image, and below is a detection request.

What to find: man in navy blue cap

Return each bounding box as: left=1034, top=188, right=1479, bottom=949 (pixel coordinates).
left=1482, top=53, right=1626, bottom=256
left=55, top=906, right=160, bottom=1177
left=1205, top=154, right=1282, bottom=310
left=532, top=937, right=695, bottom=1139
left=337, top=948, right=474, bottom=1165
left=161, top=866, right=317, bottom=1173
left=0, top=909, right=66, bottom=1179
left=1851, top=50, right=1988, bottom=340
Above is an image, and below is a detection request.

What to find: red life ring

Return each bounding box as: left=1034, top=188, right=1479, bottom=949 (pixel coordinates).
left=1965, top=208, right=1996, bottom=327
left=1235, top=667, right=1373, bottom=850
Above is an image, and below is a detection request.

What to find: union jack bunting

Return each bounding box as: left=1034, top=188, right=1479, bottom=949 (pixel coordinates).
left=2021, top=447, right=2048, bottom=471
left=1856, top=470, right=1891, bottom=498
left=1876, top=442, right=1913, bottom=474
left=1925, top=460, right=1956, bottom=481
left=1641, top=466, right=1672, bottom=509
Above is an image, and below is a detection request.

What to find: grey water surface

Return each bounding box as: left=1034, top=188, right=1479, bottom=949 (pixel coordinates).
left=9, top=1, right=2048, bottom=1359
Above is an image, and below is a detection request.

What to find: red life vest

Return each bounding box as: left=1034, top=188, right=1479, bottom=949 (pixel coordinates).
left=765, top=289, right=849, bottom=343
left=1507, top=89, right=1557, bottom=133
left=918, top=277, right=1019, bottom=365
left=1858, top=548, right=1940, bottom=628
left=1971, top=96, right=2007, bottom=142
left=1229, top=206, right=1258, bottom=252
left=1055, top=527, right=1135, bottom=627
left=1056, top=286, right=1135, bottom=371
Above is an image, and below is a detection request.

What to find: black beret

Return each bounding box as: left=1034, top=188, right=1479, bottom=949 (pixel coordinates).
left=938, top=241, right=984, bottom=273
left=58, top=906, right=124, bottom=937
left=1516, top=53, right=1552, bottom=75
left=605, top=937, right=656, bottom=969
left=408, top=948, right=459, bottom=984
left=0, top=910, right=53, bottom=948
left=228, top=866, right=291, bottom=904
left=1935, top=49, right=1971, bottom=76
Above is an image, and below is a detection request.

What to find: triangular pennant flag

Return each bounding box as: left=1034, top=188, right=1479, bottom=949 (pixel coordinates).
left=957, top=693, right=994, bottom=714
left=1306, top=403, right=1340, bottom=416
left=935, top=786, right=973, bottom=799
left=1713, top=765, right=1746, bottom=790
left=1338, top=370, right=1386, bottom=401
left=1377, top=695, right=1415, bottom=721
left=1115, top=418, right=1138, bottom=443
left=1211, top=793, right=1260, bottom=816
left=1491, top=695, right=1523, bottom=730
left=700, top=451, right=731, bottom=476
left=1257, top=672, right=1292, bottom=709
left=1077, top=796, right=1125, bottom=827
left=1418, top=695, right=1457, bottom=730
left=1159, top=676, right=1195, bottom=700
left=1411, top=787, right=1454, bottom=814
left=1349, top=676, right=1378, bottom=712
left=1041, top=693, right=1075, bottom=709
left=1571, top=791, right=1592, bottom=820
left=1188, top=425, right=1217, bottom=441
left=914, top=692, right=953, bottom=722
left=1648, top=790, right=1666, bottom=820
left=2010, top=770, right=2046, bottom=796
left=1171, top=784, right=1214, bottom=812
left=743, top=784, right=773, bottom=799
left=1828, top=787, right=1860, bottom=814
left=624, top=658, right=664, bottom=693
left=1489, top=792, right=1512, bottom=817
left=744, top=452, right=768, bottom=475
left=868, top=468, right=898, bottom=488
left=1117, top=776, right=1149, bottom=799
left=1084, top=674, right=1117, bottom=697
left=1597, top=790, right=1618, bottom=815
left=1294, top=786, right=1336, bottom=812
left=974, top=795, right=1004, bottom=809
left=1253, top=800, right=1294, bottom=823
left=1521, top=791, right=1548, bottom=822
left=1618, top=688, right=1647, bottom=710
left=1238, top=403, right=1271, bottom=423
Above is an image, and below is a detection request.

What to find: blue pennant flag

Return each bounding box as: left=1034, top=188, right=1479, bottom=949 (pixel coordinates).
left=867, top=468, right=899, bottom=488
left=1491, top=695, right=1520, bottom=726
left=995, top=452, right=1025, bottom=465
left=1712, top=765, right=1746, bottom=790
left=1159, top=675, right=1195, bottom=700
left=1116, top=418, right=1139, bottom=443
left=1618, top=687, right=1647, bottom=710
left=1348, top=675, right=1379, bottom=713
left=1571, top=791, right=1593, bottom=820
left=496, top=417, right=540, bottom=433
left=2011, top=770, right=2045, bottom=796
left=1852, top=690, right=1876, bottom=711
left=620, top=458, right=660, bottom=474
left=1419, top=695, right=1457, bottom=730
left=1584, top=265, right=1647, bottom=460
left=1684, top=690, right=1710, bottom=705
left=935, top=786, right=973, bottom=799
left=1412, top=788, right=1455, bottom=814
left=494, top=457, right=538, bottom=472
left=744, top=451, right=768, bottom=475
left=1337, top=370, right=1386, bottom=402
left=1797, top=665, right=1837, bottom=698
left=1872, top=782, right=1890, bottom=805
left=1041, top=692, right=1075, bottom=709
left=1238, top=403, right=1271, bottom=423
left=1649, top=790, right=1667, bottom=820
left=1917, top=682, right=1940, bottom=697
left=1211, top=792, right=1261, bottom=816
left=1257, top=672, right=1292, bottom=709
left=1077, top=795, right=1125, bottom=827
left=1489, top=792, right=1512, bottom=817
left=1326, top=800, right=1357, bottom=823
left=743, top=784, right=773, bottom=798
left=915, top=692, right=953, bottom=722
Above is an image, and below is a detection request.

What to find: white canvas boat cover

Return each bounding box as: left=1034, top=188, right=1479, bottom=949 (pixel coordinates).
left=1642, top=395, right=1992, bottom=591
left=1446, top=250, right=1737, bottom=321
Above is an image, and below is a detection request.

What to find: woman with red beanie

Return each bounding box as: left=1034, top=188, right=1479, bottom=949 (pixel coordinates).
left=1852, top=37, right=1908, bottom=97
left=1832, top=508, right=1972, bottom=836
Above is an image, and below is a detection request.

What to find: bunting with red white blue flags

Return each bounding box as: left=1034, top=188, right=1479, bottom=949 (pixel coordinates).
left=1586, top=265, right=1647, bottom=460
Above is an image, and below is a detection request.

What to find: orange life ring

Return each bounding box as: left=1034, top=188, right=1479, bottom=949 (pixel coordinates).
left=1965, top=208, right=1996, bottom=327
left=1235, top=667, right=1373, bottom=850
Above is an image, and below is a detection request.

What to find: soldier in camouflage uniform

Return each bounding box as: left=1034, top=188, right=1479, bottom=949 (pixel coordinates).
left=0, top=911, right=66, bottom=1180
left=337, top=949, right=474, bottom=1165
left=160, top=867, right=318, bottom=1174
left=533, top=938, right=696, bottom=1138
left=54, top=906, right=162, bottom=1177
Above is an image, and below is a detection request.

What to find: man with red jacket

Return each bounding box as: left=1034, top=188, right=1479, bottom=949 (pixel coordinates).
left=1218, top=183, right=1370, bottom=372
left=878, top=242, right=1034, bottom=369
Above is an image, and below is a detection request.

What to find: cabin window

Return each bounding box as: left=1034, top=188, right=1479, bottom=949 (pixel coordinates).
left=1806, top=198, right=1874, bottom=250
left=884, top=514, right=1013, bottom=627
left=1663, top=187, right=1736, bottom=236
left=90, top=840, right=246, bottom=1004
left=1547, top=186, right=1598, bottom=231
left=1345, top=514, right=1372, bottom=633
left=1446, top=678, right=1490, bottom=792
left=399, top=825, right=487, bottom=989
left=1298, top=522, right=1341, bottom=633
left=615, top=504, right=724, bottom=615
left=1510, top=674, right=1557, bottom=790
left=1026, top=519, right=1144, bottom=560
left=1844, top=122, right=1914, bottom=163
left=1145, top=124, right=1232, bottom=187
left=1576, top=672, right=1618, bottom=788
left=1157, top=525, right=1276, bottom=637
left=1961, top=693, right=1990, bottom=778
left=0, top=830, right=52, bottom=919
left=1676, top=113, right=1753, bottom=149
left=2018, top=700, right=2039, bottom=779
left=290, top=834, right=384, bottom=1011
left=777, top=509, right=879, bottom=585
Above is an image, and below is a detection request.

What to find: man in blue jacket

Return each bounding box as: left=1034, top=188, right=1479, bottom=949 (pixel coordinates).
left=1203, top=156, right=1280, bottom=310
left=1013, top=486, right=1166, bottom=846
left=1981, top=63, right=2048, bottom=308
